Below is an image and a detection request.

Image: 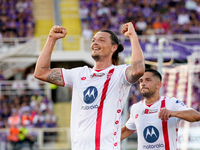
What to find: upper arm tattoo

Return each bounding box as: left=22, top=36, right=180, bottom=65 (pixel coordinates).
left=46, top=69, right=63, bottom=85
left=132, top=60, right=145, bottom=73
left=126, top=60, right=145, bottom=83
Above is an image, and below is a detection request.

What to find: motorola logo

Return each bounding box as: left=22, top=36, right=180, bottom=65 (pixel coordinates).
left=83, top=86, right=98, bottom=104
left=143, top=126, right=159, bottom=143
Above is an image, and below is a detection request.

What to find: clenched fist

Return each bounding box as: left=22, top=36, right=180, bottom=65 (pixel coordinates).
left=49, top=25, right=67, bottom=40
left=158, top=107, right=172, bottom=122
left=121, top=22, right=136, bottom=38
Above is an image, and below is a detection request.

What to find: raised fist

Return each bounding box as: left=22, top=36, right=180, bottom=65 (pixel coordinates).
left=121, top=22, right=136, bottom=38
left=49, top=25, right=67, bottom=40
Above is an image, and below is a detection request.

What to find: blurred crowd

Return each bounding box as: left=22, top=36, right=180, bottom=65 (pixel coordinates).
left=0, top=0, right=35, bottom=39
left=0, top=68, right=57, bottom=149
left=80, top=0, right=200, bottom=39
left=0, top=68, right=57, bottom=129
left=0, top=89, right=57, bottom=149
left=0, top=92, right=56, bottom=129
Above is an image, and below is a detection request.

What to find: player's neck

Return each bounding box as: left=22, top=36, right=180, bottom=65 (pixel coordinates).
left=145, top=94, right=160, bottom=105
left=94, top=61, right=113, bottom=70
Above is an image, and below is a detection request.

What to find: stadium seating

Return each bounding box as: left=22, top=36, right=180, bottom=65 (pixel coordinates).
left=59, top=0, right=81, bottom=50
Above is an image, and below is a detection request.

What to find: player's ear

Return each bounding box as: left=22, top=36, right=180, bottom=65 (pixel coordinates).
left=157, top=81, right=162, bottom=89
left=111, top=44, right=117, bottom=53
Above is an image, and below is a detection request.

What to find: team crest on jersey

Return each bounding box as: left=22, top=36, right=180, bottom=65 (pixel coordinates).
left=142, top=109, right=158, bottom=115
left=83, top=86, right=98, bottom=104
left=143, top=126, right=159, bottom=143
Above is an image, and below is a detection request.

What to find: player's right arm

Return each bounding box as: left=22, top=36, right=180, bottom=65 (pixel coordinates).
left=121, top=126, right=135, bottom=141
left=34, top=26, right=67, bottom=86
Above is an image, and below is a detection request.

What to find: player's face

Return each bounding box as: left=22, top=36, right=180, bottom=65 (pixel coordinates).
left=139, top=72, right=160, bottom=98
left=90, top=32, right=117, bottom=61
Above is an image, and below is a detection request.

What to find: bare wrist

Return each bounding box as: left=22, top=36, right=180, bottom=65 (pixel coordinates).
left=170, top=111, right=176, bottom=117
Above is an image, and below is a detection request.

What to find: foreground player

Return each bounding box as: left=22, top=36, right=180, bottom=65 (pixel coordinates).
left=121, top=69, right=200, bottom=150
left=34, top=22, right=145, bottom=149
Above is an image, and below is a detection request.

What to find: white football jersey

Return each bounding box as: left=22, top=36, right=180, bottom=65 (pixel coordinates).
left=62, top=64, right=132, bottom=150
left=126, top=96, right=191, bottom=150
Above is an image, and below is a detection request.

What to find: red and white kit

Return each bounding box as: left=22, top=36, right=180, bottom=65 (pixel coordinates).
left=62, top=64, right=132, bottom=150
left=126, top=96, right=191, bottom=150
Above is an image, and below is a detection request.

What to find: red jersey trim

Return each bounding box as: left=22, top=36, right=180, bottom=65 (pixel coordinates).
left=95, top=68, right=114, bottom=150
left=161, top=97, right=170, bottom=150
left=124, top=66, right=132, bottom=84
left=61, top=68, right=65, bottom=87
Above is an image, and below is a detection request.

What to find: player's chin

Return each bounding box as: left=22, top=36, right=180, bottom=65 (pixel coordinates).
left=141, top=89, right=148, bottom=93
left=91, top=54, right=100, bottom=61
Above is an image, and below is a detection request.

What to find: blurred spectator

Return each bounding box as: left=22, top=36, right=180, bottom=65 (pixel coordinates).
left=97, top=3, right=110, bottom=17
left=185, top=0, right=197, bottom=10
left=11, top=80, right=25, bottom=95
left=1, top=106, right=11, bottom=127
left=45, top=110, right=57, bottom=128
left=135, top=16, right=147, bottom=35
left=0, top=70, right=4, bottom=81
left=0, top=132, right=7, bottom=150
left=26, top=69, right=41, bottom=94
left=18, top=122, right=35, bottom=149
left=99, top=13, right=110, bottom=29
left=196, top=1, right=200, bottom=13
left=141, top=3, right=153, bottom=18
left=152, top=16, right=163, bottom=34
left=30, top=90, right=43, bottom=110
left=0, top=114, right=5, bottom=128
left=82, top=24, right=93, bottom=40
left=91, top=19, right=102, bottom=34
left=15, top=0, right=27, bottom=13
left=177, top=9, right=190, bottom=25
left=8, top=109, right=21, bottom=127
left=161, top=18, right=171, bottom=34
left=89, top=5, right=98, bottom=21
left=79, top=4, right=90, bottom=22
left=40, top=95, right=53, bottom=113
left=109, top=11, right=118, bottom=27
left=11, top=96, right=21, bottom=111
left=19, top=101, right=31, bottom=116
left=32, top=110, right=45, bottom=128
left=7, top=124, right=20, bottom=150
left=182, top=23, right=191, bottom=33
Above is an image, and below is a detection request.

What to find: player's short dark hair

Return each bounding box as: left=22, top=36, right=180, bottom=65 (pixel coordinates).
left=100, top=30, right=124, bottom=65
left=145, top=68, right=162, bottom=81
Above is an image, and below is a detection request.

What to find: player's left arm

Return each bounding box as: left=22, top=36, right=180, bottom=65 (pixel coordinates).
left=158, top=108, right=200, bottom=122
left=121, top=126, right=136, bottom=141
left=121, top=22, right=145, bottom=84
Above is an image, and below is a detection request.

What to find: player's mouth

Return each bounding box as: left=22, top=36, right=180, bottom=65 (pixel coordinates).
left=141, top=87, right=148, bottom=90
left=93, top=47, right=101, bottom=51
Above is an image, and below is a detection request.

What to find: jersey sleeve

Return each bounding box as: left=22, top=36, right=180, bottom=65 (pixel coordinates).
left=61, top=68, right=74, bottom=87
left=119, top=64, right=132, bottom=86
left=169, top=97, right=192, bottom=111
left=125, top=105, right=136, bottom=131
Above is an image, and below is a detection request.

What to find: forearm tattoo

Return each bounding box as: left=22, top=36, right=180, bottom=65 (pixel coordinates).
left=41, top=66, right=50, bottom=69
left=46, top=70, right=63, bottom=84
left=126, top=60, right=145, bottom=83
